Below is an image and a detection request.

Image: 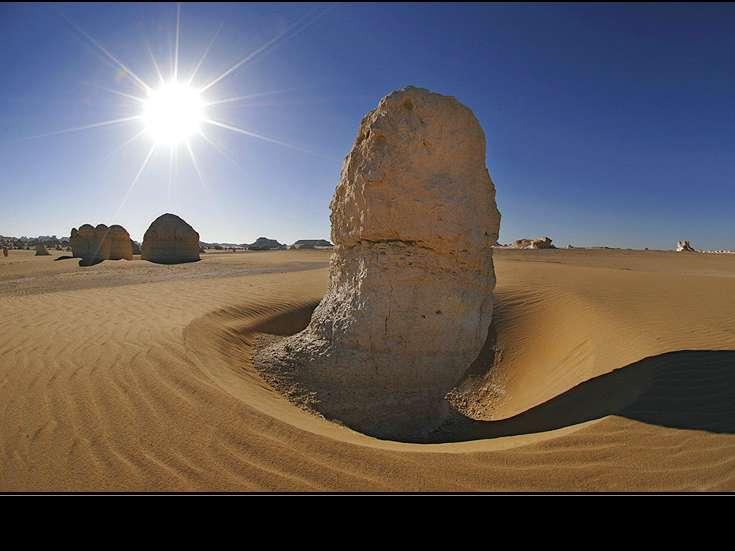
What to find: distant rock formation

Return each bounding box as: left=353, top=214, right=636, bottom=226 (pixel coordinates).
left=290, top=239, right=333, bottom=249
left=130, top=240, right=141, bottom=255
left=71, top=223, right=133, bottom=264
left=676, top=240, right=696, bottom=252
left=141, top=213, right=200, bottom=264
left=35, top=243, right=50, bottom=256
left=246, top=237, right=287, bottom=250
left=513, top=236, right=555, bottom=249
left=258, top=86, right=501, bottom=439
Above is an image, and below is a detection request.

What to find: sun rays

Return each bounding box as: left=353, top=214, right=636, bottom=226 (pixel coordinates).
left=28, top=4, right=330, bottom=215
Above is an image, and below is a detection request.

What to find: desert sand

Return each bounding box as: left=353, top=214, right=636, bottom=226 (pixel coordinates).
left=1, top=246, right=734, bottom=491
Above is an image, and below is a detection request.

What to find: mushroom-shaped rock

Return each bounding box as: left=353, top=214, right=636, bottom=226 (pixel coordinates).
left=141, top=213, right=200, bottom=264
left=257, top=86, right=501, bottom=439
left=107, top=225, right=133, bottom=260
left=35, top=243, right=50, bottom=256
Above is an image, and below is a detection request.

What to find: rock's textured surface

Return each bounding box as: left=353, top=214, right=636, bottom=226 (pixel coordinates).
left=676, top=240, right=696, bottom=252
left=34, top=243, right=50, bottom=256
left=513, top=237, right=554, bottom=249
left=258, top=86, right=500, bottom=439
left=70, top=224, right=96, bottom=259
left=108, top=225, right=133, bottom=260
left=141, top=213, right=200, bottom=264
left=93, top=225, right=112, bottom=261
left=71, top=223, right=133, bottom=264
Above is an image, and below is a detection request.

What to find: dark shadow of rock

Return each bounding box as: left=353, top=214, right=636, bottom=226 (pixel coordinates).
left=143, top=258, right=202, bottom=265
left=54, top=256, right=75, bottom=261
left=78, top=257, right=104, bottom=267
left=431, top=349, right=735, bottom=443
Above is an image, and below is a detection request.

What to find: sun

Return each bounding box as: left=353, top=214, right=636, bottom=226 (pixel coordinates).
left=142, top=82, right=205, bottom=145
left=27, top=4, right=329, bottom=216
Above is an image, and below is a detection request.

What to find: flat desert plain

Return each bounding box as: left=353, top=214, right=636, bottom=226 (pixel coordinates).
left=1, top=247, right=734, bottom=491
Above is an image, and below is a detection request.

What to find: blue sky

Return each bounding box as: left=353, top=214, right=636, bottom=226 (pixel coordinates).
left=1, top=3, right=734, bottom=249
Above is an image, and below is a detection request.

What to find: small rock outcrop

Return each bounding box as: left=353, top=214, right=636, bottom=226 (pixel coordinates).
left=246, top=237, right=286, bottom=250
left=141, top=213, right=200, bottom=264
left=513, top=236, right=555, bottom=249
left=35, top=243, right=50, bottom=256
left=257, top=86, right=501, bottom=439
left=290, top=239, right=333, bottom=249
left=676, top=240, right=696, bottom=252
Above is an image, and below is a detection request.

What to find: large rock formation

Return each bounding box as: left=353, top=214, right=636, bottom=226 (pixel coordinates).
left=71, top=223, right=133, bottom=264
left=108, top=225, right=133, bottom=260
left=92, top=224, right=112, bottom=261
left=676, top=240, right=696, bottom=252
left=246, top=237, right=286, bottom=250
left=258, top=86, right=501, bottom=439
left=141, top=213, right=200, bottom=264
left=70, top=224, right=96, bottom=259
left=35, top=243, right=50, bottom=256
left=513, top=236, right=555, bottom=249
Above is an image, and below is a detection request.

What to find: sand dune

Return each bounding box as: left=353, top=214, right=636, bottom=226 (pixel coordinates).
left=1, top=248, right=735, bottom=491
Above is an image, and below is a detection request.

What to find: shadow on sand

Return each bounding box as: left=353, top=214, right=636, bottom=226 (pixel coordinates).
left=433, top=348, right=735, bottom=443
left=78, top=257, right=105, bottom=267
left=248, top=303, right=735, bottom=443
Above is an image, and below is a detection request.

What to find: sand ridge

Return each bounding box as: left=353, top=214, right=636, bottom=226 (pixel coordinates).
left=1, top=248, right=735, bottom=490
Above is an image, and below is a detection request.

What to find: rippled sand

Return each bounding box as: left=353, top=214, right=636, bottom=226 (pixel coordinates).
left=1, top=248, right=734, bottom=491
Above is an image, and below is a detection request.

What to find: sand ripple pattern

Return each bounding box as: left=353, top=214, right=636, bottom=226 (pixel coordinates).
left=1, top=248, right=735, bottom=490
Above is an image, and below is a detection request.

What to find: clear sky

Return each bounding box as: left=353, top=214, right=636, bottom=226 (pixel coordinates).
left=1, top=3, right=734, bottom=249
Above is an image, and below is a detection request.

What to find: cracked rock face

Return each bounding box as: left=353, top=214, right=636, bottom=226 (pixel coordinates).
left=258, top=86, right=500, bottom=439
left=141, top=213, right=200, bottom=264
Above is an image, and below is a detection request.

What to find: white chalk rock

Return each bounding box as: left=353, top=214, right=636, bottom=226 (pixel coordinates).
left=676, top=240, right=696, bottom=252
left=259, top=86, right=501, bottom=439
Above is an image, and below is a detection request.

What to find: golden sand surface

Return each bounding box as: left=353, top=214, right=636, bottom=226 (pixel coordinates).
left=1, top=247, right=734, bottom=491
